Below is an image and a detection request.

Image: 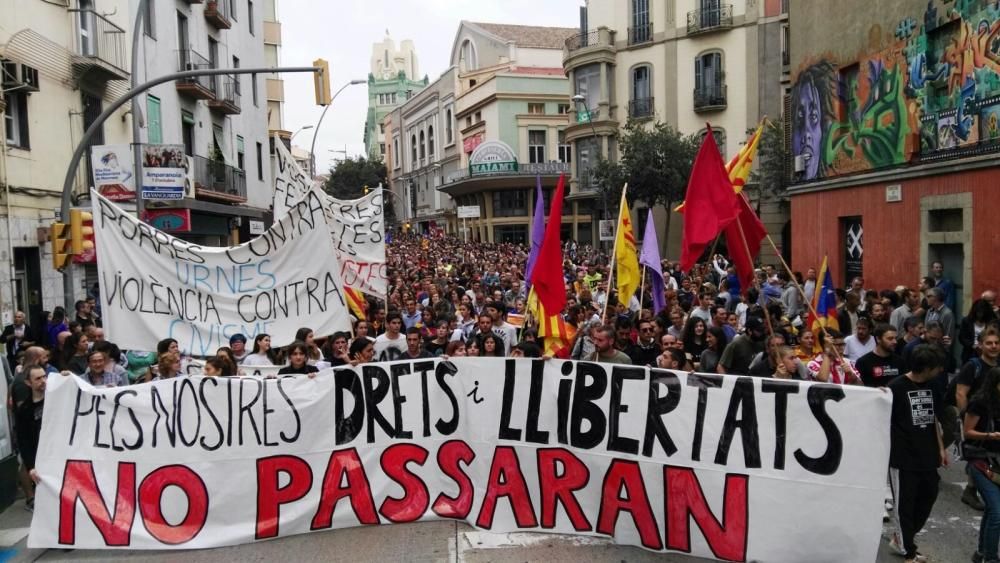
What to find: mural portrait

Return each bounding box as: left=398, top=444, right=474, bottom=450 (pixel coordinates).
left=791, top=61, right=837, bottom=180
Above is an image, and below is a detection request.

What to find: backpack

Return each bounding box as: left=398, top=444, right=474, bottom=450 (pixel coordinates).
left=947, top=357, right=984, bottom=407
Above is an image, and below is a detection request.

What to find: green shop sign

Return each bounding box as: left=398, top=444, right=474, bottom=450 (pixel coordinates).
left=468, top=140, right=519, bottom=176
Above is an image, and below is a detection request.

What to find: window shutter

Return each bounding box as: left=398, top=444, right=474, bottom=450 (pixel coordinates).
left=146, top=95, right=162, bottom=144
left=17, top=94, right=30, bottom=149
left=695, top=57, right=703, bottom=91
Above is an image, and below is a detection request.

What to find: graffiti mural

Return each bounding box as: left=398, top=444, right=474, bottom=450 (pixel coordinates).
left=791, top=0, right=1000, bottom=180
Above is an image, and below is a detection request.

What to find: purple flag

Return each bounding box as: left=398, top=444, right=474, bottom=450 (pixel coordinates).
left=639, top=209, right=666, bottom=314
left=524, top=175, right=545, bottom=289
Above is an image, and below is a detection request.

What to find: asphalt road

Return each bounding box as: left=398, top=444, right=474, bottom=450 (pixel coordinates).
left=0, top=461, right=984, bottom=562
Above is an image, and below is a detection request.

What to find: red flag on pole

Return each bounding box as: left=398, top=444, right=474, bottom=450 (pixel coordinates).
left=529, top=174, right=566, bottom=314
left=725, top=192, right=767, bottom=294
left=679, top=125, right=740, bottom=272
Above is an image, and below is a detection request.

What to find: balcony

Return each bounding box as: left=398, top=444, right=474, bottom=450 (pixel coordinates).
left=207, top=75, right=241, bottom=114
left=192, top=156, right=247, bottom=203
left=694, top=85, right=728, bottom=112
left=563, top=27, right=616, bottom=69
left=68, top=9, right=129, bottom=82
left=687, top=5, right=734, bottom=35
left=628, top=97, right=654, bottom=119
left=204, top=0, right=232, bottom=29
left=175, top=50, right=215, bottom=100
left=627, top=22, right=653, bottom=46
left=263, top=20, right=282, bottom=45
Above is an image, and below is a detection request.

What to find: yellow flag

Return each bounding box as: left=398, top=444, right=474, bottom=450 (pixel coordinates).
left=614, top=196, right=640, bottom=303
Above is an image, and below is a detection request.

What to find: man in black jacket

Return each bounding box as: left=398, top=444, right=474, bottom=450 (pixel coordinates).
left=2, top=311, right=35, bottom=367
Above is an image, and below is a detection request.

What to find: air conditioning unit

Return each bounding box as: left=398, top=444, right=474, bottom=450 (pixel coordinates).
left=1, top=60, right=39, bottom=92
left=793, top=155, right=806, bottom=173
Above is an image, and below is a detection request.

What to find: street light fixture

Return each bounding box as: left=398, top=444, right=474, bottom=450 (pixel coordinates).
left=291, top=125, right=314, bottom=141
left=309, top=79, right=367, bottom=177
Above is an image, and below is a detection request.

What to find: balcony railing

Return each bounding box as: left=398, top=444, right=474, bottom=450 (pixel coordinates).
left=207, top=75, right=241, bottom=114
left=627, top=22, right=653, bottom=45
left=628, top=97, right=654, bottom=119
left=175, top=50, right=216, bottom=100
left=68, top=9, right=128, bottom=81
left=566, top=30, right=601, bottom=51
left=694, top=85, right=728, bottom=111
left=204, top=0, right=232, bottom=29
left=192, top=155, right=246, bottom=202
left=687, top=5, right=734, bottom=35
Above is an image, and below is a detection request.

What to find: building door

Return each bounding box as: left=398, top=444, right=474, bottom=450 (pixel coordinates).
left=929, top=243, right=964, bottom=316
left=13, top=248, right=42, bottom=329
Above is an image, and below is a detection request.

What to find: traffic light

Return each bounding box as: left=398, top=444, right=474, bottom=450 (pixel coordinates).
left=313, top=58, right=331, bottom=106
left=363, top=185, right=369, bottom=195
left=51, top=222, right=71, bottom=270
left=70, top=209, right=94, bottom=255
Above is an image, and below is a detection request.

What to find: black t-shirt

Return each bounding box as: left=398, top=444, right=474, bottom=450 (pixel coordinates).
left=965, top=398, right=1000, bottom=454
left=856, top=351, right=903, bottom=388
left=277, top=365, right=319, bottom=375
left=956, top=358, right=995, bottom=400
left=888, top=375, right=943, bottom=471
left=15, top=397, right=43, bottom=470
left=424, top=338, right=448, bottom=357
left=626, top=343, right=660, bottom=367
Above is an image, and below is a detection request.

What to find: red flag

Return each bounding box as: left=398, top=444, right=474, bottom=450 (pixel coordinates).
left=530, top=174, right=566, bottom=314
left=679, top=126, right=739, bottom=272
left=724, top=193, right=767, bottom=294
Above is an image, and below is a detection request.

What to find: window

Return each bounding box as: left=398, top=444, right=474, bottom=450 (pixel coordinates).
left=528, top=130, right=546, bottom=163
left=248, top=0, right=254, bottom=35
left=699, top=128, right=726, bottom=156
left=557, top=104, right=570, bottom=114
left=492, top=190, right=528, bottom=217
left=232, top=55, right=241, bottom=95
left=236, top=136, right=245, bottom=170
left=781, top=24, right=790, bottom=65
left=558, top=131, right=571, bottom=163
left=419, top=130, right=426, bottom=160
left=445, top=109, right=453, bottom=143
left=700, top=0, right=721, bottom=28
left=576, top=136, right=600, bottom=189
left=256, top=142, right=263, bottom=181
left=181, top=110, right=195, bottom=156
left=574, top=64, right=600, bottom=112
left=379, top=123, right=385, bottom=133
left=469, top=79, right=477, bottom=88
left=466, top=116, right=472, bottom=128
left=146, top=95, right=162, bottom=143
left=411, top=134, right=417, bottom=163
left=230, top=0, right=238, bottom=20
left=252, top=73, right=258, bottom=106
left=460, top=39, right=478, bottom=71
left=630, top=65, right=653, bottom=118
left=379, top=143, right=386, bottom=154
left=493, top=225, right=528, bottom=245
left=4, top=91, right=29, bottom=149
left=694, top=51, right=725, bottom=108
left=630, top=0, right=651, bottom=44
left=143, top=0, right=155, bottom=38
left=393, top=137, right=400, bottom=168
left=474, top=111, right=482, bottom=123
left=427, top=125, right=435, bottom=158
left=528, top=103, right=545, bottom=115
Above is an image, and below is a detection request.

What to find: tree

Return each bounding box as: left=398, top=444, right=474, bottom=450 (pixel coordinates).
left=747, top=118, right=788, bottom=210
left=323, top=156, right=395, bottom=224
left=592, top=119, right=700, bottom=236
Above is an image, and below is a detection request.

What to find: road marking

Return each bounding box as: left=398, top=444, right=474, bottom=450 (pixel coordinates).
left=0, top=528, right=29, bottom=547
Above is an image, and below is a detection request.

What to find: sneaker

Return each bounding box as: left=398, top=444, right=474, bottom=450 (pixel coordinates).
left=24, top=497, right=33, bottom=512
left=883, top=508, right=890, bottom=522
left=889, top=532, right=906, bottom=555
left=963, top=486, right=986, bottom=511
left=885, top=498, right=894, bottom=511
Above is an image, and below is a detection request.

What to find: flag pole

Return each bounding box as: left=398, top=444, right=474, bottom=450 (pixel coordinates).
left=732, top=213, right=783, bottom=373
left=601, top=183, right=628, bottom=323
left=639, top=265, right=646, bottom=312
left=763, top=233, right=860, bottom=382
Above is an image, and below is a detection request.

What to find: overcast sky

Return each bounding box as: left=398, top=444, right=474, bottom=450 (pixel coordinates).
left=279, top=0, right=582, bottom=173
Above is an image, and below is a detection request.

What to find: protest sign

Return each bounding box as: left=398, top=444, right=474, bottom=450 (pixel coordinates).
left=30, top=359, right=891, bottom=562
left=272, top=139, right=387, bottom=297
left=90, top=145, right=135, bottom=201
left=92, top=189, right=351, bottom=356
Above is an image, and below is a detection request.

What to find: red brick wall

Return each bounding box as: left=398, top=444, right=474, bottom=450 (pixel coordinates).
left=790, top=167, right=1000, bottom=297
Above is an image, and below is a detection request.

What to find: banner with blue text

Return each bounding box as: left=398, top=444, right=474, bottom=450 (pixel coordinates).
left=92, top=189, right=351, bottom=355
left=29, top=359, right=891, bottom=561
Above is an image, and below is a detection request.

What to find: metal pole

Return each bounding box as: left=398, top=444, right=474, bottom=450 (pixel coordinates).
left=131, top=0, right=147, bottom=222
left=60, top=65, right=320, bottom=310
left=308, top=80, right=365, bottom=180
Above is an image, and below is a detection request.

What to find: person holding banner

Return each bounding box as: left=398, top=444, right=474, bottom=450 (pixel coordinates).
left=278, top=342, right=319, bottom=376
left=242, top=334, right=281, bottom=367
left=78, top=350, right=128, bottom=388
left=14, top=364, right=45, bottom=511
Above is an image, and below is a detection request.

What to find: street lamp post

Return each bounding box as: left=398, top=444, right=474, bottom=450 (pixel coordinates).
left=308, top=79, right=366, bottom=178
left=571, top=93, right=608, bottom=247
left=290, top=125, right=314, bottom=141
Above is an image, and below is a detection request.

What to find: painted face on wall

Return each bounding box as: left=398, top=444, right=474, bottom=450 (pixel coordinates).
left=793, top=77, right=823, bottom=179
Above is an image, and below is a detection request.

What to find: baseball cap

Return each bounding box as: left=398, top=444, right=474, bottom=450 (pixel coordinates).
left=230, top=333, right=247, bottom=345
left=744, top=317, right=765, bottom=333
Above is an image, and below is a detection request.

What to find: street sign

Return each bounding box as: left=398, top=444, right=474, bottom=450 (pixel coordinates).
left=457, top=205, right=481, bottom=219
left=141, top=145, right=186, bottom=200
left=90, top=144, right=135, bottom=201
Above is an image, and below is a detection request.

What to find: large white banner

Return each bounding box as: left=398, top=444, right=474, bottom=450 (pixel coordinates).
left=272, top=139, right=387, bottom=297
left=30, top=359, right=891, bottom=562
left=92, top=190, right=351, bottom=356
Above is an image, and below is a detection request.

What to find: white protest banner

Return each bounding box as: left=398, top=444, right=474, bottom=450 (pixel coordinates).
left=90, top=145, right=135, bottom=201
left=92, top=189, right=351, bottom=356
left=272, top=139, right=387, bottom=297
left=30, top=359, right=891, bottom=562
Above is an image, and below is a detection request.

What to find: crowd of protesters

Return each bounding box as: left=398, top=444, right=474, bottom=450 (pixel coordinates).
left=5, top=231, right=1000, bottom=563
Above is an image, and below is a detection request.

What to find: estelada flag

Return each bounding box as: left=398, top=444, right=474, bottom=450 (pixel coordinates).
left=679, top=125, right=740, bottom=272
left=614, top=194, right=641, bottom=303
left=806, top=256, right=840, bottom=332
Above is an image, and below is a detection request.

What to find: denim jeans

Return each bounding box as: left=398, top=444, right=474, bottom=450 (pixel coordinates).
left=969, top=463, right=1000, bottom=560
